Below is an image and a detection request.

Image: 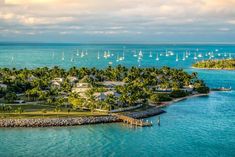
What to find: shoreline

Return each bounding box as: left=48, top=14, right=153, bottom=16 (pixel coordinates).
left=191, top=66, right=235, bottom=71
left=153, top=93, right=209, bottom=108
left=0, top=94, right=208, bottom=128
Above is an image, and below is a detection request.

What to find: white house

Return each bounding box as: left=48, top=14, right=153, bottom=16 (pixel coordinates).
left=67, top=76, right=78, bottom=84
left=101, top=81, right=125, bottom=89
left=0, top=83, right=7, bottom=89
left=72, top=83, right=91, bottom=93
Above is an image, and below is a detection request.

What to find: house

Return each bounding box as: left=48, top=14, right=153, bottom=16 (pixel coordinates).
left=101, top=81, right=125, bottom=89
left=27, top=75, right=37, bottom=82
left=72, top=83, right=91, bottom=93
left=0, top=83, right=7, bottom=89
left=14, top=100, right=25, bottom=104
left=181, top=85, right=194, bottom=92
left=51, top=77, right=64, bottom=89
left=93, top=91, right=120, bottom=101
left=51, top=81, right=61, bottom=89
left=67, top=76, right=78, bottom=84
left=53, top=78, right=64, bottom=83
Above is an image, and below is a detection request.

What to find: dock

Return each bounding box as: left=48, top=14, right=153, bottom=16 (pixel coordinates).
left=112, top=114, right=152, bottom=127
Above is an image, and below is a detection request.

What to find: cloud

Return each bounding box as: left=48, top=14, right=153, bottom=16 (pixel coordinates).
left=0, top=0, right=235, bottom=42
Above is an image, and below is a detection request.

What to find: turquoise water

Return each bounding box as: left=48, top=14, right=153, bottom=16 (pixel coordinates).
left=0, top=43, right=235, bottom=157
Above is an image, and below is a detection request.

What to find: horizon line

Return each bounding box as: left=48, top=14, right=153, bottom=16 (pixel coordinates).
left=0, top=41, right=235, bottom=45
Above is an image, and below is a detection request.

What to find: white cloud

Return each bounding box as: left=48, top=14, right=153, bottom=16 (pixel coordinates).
left=0, top=0, right=235, bottom=42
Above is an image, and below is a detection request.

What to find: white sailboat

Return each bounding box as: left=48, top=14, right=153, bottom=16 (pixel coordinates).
left=198, top=53, right=202, bottom=58
left=182, top=53, right=186, bottom=61
left=122, top=51, right=125, bottom=60
left=169, top=51, right=174, bottom=56
left=104, top=51, right=108, bottom=59
left=71, top=56, right=74, bottom=62
left=62, top=52, right=65, bottom=61
left=116, top=54, right=120, bottom=62
left=149, top=51, right=152, bottom=58
left=194, top=52, right=198, bottom=60
left=156, top=53, right=159, bottom=61
left=133, top=51, right=137, bottom=57
left=165, top=50, right=169, bottom=57
left=229, top=53, right=232, bottom=59
left=97, top=51, right=100, bottom=59
left=76, top=49, right=79, bottom=56
left=139, top=50, right=143, bottom=58
left=176, top=54, right=179, bottom=62
left=107, top=51, right=110, bottom=58
left=81, top=51, right=84, bottom=58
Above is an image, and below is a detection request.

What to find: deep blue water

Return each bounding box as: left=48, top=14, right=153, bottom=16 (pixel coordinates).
left=0, top=43, right=235, bottom=157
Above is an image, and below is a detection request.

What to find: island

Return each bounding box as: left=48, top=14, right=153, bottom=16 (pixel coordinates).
left=0, top=66, right=209, bottom=127
left=192, top=59, right=235, bottom=70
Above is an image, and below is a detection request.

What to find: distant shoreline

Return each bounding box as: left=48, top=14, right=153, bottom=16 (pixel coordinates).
left=192, top=66, right=235, bottom=70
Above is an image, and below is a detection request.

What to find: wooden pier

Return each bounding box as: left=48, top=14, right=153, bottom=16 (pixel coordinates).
left=112, top=114, right=152, bottom=127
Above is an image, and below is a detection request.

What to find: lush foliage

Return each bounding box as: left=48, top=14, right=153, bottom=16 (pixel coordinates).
left=193, top=59, right=235, bottom=69
left=0, top=65, right=208, bottom=111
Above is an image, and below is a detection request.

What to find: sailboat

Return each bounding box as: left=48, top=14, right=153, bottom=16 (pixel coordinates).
left=156, top=53, right=159, bottom=61
left=85, top=50, right=88, bottom=56
left=165, top=50, right=169, bottom=57
left=62, top=52, right=65, bottom=61
left=107, top=51, right=110, bottom=58
left=97, top=52, right=100, bottom=59
left=71, top=55, right=74, bottom=62
left=229, top=53, right=232, bottom=59
left=104, top=51, right=108, bottom=59
left=116, top=54, right=120, bottom=62
left=139, top=50, right=143, bottom=58
left=81, top=51, right=84, bottom=58
left=133, top=51, right=137, bottom=57
left=194, top=52, right=198, bottom=60
left=149, top=51, right=152, bottom=58
left=182, top=53, right=186, bottom=61
left=169, top=51, right=174, bottom=56
left=11, top=56, right=14, bottom=62
left=122, top=51, right=125, bottom=60
left=76, top=49, right=79, bottom=56
left=198, top=53, right=202, bottom=58
left=176, top=54, right=179, bottom=62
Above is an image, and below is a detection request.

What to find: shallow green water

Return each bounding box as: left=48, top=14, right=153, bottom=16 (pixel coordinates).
left=0, top=43, right=235, bottom=157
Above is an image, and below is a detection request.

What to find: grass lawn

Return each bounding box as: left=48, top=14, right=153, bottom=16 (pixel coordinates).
left=0, top=103, right=108, bottom=119
left=0, top=111, right=108, bottom=119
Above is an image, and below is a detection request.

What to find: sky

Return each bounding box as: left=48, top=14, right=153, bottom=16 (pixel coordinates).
left=0, top=0, right=235, bottom=43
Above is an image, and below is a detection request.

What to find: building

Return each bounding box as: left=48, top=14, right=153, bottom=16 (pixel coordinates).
left=181, top=85, right=194, bottom=92
left=0, top=83, right=7, bottom=89
left=51, top=77, right=64, bottom=89
left=27, top=75, right=37, bottom=82
left=53, top=78, right=64, bottom=83
left=67, top=76, right=78, bottom=84
left=93, top=91, right=121, bottom=101
left=101, top=81, right=125, bottom=89
left=72, top=83, right=91, bottom=93
left=51, top=81, right=61, bottom=89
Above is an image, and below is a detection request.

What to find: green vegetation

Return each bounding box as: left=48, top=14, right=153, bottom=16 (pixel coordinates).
left=0, top=65, right=209, bottom=118
left=193, top=59, right=235, bottom=69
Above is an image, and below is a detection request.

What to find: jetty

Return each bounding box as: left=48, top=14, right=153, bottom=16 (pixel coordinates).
left=112, top=113, right=152, bottom=127
left=211, top=87, right=232, bottom=91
